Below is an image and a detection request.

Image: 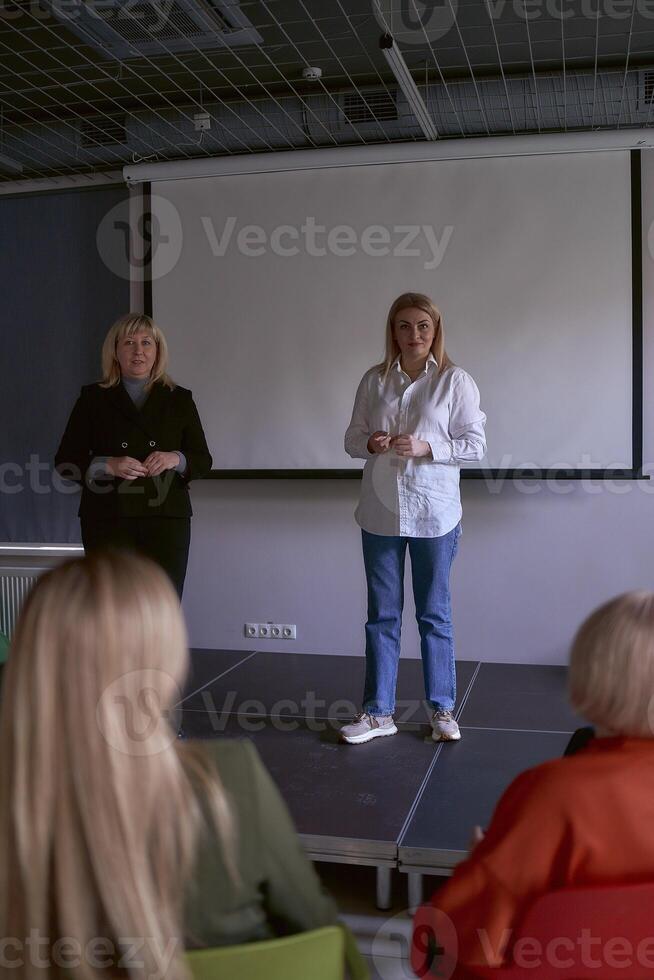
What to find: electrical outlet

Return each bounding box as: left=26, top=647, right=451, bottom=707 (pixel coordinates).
left=244, top=623, right=297, bottom=640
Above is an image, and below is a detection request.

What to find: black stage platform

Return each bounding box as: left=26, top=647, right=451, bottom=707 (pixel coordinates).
left=179, top=650, right=582, bottom=908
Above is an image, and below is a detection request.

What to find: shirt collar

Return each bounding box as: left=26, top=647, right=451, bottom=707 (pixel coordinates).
left=392, top=352, right=438, bottom=375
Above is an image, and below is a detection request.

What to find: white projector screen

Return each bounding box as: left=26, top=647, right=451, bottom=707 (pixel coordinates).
left=150, top=150, right=634, bottom=472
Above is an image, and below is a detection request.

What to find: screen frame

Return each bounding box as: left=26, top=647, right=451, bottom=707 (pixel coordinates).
left=142, top=149, right=645, bottom=482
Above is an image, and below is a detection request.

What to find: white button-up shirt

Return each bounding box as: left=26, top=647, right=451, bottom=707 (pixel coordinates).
left=344, top=355, right=487, bottom=537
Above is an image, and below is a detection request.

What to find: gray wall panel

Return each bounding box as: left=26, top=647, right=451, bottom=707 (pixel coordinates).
left=0, top=185, right=131, bottom=543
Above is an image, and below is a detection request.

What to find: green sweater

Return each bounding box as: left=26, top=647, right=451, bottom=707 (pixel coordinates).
left=184, top=739, right=339, bottom=948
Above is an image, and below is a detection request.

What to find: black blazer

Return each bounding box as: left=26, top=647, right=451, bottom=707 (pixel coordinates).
left=55, top=381, right=213, bottom=520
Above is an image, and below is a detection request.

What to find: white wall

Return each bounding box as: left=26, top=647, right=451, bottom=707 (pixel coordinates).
left=182, top=150, right=654, bottom=665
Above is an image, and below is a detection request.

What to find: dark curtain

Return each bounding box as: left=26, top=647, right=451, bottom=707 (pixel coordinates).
left=0, top=185, right=131, bottom=542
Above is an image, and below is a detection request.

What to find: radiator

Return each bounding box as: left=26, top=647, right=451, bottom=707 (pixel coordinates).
left=0, top=569, right=44, bottom=638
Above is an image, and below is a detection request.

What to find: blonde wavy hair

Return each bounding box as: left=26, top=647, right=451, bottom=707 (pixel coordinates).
left=569, top=591, right=654, bottom=737
left=378, top=292, right=454, bottom=381
left=0, top=551, right=236, bottom=980
left=100, top=313, right=174, bottom=390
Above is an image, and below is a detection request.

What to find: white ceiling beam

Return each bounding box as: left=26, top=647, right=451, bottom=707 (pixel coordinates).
left=379, top=33, right=439, bottom=141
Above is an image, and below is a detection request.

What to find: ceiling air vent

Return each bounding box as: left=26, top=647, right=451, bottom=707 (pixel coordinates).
left=342, top=89, right=398, bottom=126
left=80, top=116, right=127, bottom=147
left=44, top=0, right=263, bottom=60
left=638, top=70, right=654, bottom=111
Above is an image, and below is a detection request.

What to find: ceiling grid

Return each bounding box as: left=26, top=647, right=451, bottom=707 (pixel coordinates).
left=0, top=0, right=652, bottom=181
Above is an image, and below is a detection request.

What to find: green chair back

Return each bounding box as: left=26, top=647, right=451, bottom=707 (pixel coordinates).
left=0, top=632, right=9, bottom=665
left=186, top=924, right=369, bottom=980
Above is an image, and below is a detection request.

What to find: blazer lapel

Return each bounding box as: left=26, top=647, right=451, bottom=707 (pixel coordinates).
left=139, top=382, right=170, bottom=430
left=106, top=381, right=170, bottom=441
left=106, top=382, right=141, bottom=424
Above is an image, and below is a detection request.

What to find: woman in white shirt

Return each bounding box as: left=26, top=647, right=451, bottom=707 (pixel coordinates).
left=341, top=293, right=486, bottom=745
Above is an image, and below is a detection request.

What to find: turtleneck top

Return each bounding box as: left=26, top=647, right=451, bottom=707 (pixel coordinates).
left=120, top=373, right=150, bottom=410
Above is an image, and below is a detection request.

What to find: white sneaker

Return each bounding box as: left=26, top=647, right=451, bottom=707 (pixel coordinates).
left=431, top=710, right=461, bottom=742
left=340, top=712, right=398, bottom=744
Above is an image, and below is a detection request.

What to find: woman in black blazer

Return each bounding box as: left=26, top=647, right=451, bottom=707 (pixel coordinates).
left=55, top=314, right=212, bottom=597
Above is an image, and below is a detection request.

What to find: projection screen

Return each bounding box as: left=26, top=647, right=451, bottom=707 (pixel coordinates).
left=150, top=150, right=634, bottom=472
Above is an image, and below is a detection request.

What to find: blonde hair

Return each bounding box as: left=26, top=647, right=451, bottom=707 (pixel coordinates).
left=0, top=552, right=236, bottom=980
left=377, top=292, right=454, bottom=381
left=568, top=591, right=654, bottom=736
left=100, top=313, right=174, bottom=390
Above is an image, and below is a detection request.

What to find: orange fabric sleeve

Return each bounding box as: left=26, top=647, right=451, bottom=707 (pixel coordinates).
left=414, top=763, right=573, bottom=973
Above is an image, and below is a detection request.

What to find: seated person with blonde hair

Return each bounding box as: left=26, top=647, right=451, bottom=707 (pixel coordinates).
left=0, top=551, right=345, bottom=980
left=412, top=591, right=654, bottom=977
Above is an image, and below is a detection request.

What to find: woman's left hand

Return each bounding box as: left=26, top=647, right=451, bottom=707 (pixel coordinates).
left=144, top=451, right=180, bottom=476
left=392, top=435, right=432, bottom=458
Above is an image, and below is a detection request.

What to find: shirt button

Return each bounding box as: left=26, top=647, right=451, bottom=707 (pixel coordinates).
left=121, top=442, right=128, bottom=449
left=149, top=440, right=156, bottom=447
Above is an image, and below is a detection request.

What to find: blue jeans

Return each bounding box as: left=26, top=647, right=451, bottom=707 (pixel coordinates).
left=361, top=523, right=461, bottom=716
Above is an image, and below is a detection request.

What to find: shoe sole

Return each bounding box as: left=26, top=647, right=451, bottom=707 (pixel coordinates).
left=432, top=729, right=461, bottom=742
left=341, top=724, right=398, bottom=745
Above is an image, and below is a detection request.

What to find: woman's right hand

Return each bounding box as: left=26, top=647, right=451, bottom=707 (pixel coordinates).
left=106, top=456, right=148, bottom=480
left=367, top=431, right=392, bottom=454
left=468, top=825, right=485, bottom=854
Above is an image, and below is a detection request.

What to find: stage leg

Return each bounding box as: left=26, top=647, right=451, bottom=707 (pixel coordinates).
left=408, top=872, right=423, bottom=910
left=376, top=866, right=392, bottom=910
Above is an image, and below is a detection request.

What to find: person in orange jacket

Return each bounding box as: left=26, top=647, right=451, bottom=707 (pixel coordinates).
left=412, top=591, right=654, bottom=978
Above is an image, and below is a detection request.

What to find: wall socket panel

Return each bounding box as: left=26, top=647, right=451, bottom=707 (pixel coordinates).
left=244, top=622, right=297, bottom=640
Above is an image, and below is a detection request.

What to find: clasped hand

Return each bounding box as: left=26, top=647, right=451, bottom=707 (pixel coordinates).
left=367, top=431, right=431, bottom=458
left=107, top=452, right=179, bottom=480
